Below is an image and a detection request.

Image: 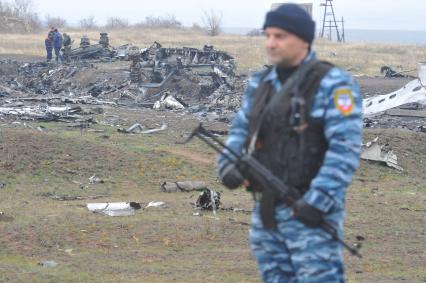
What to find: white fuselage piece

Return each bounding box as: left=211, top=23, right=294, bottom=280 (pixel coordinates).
left=363, top=63, right=426, bottom=117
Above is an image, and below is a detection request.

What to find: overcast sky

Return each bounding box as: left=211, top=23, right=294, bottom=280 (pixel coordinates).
left=21, top=0, right=426, bottom=31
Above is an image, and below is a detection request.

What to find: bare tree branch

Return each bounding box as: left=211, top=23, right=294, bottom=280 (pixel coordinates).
left=201, top=9, right=223, bottom=36
left=79, top=16, right=97, bottom=30
left=45, top=14, right=67, bottom=29
left=105, top=17, right=129, bottom=29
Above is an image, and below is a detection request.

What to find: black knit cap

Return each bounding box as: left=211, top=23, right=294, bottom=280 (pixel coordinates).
left=263, top=4, right=315, bottom=45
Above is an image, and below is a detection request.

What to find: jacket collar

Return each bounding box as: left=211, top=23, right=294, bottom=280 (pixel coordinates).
left=264, top=50, right=317, bottom=83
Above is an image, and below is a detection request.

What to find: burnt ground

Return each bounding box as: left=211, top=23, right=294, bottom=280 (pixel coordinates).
left=0, top=56, right=425, bottom=282
left=0, top=53, right=44, bottom=62
left=356, top=76, right=413, bottom=97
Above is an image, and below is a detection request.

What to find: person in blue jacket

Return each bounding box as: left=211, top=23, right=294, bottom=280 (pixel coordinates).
left=53, top=28, right=63, bottom=63
left=217, top=4, right=362, bottom=283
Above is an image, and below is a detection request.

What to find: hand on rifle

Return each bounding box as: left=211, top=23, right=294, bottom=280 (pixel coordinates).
left=219, top=163, right=243, bottom=189
left=219, top=163, right=251, bottom=189
left=292, top=199, right=324, bottom=227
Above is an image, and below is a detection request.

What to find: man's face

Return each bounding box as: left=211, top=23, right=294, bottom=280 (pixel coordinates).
left=264, top=27, right=309, bottom=67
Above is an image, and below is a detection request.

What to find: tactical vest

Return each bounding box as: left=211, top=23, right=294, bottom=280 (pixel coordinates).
left=247, top=60, right=334, bottom=196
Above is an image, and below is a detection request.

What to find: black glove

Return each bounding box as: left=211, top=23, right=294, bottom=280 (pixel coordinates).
left=293, top=199, right=324, bottom=227
left=219, top=163, right=243, bottom=190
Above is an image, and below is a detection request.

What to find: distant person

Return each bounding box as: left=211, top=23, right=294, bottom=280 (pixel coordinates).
left=62, top=33, right=71, bottom=48
left=62, top=33, right=72, bottom=58
left=44, top=27, right=55, bottom=62
left=53, top=28, right=63, bottom=63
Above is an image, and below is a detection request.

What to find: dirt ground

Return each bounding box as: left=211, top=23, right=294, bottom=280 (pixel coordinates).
left=0, top=55, right=425, bottom=282
left=356, top=76, right=412, bottom=96
left=0, top=53, right=44, bottom=62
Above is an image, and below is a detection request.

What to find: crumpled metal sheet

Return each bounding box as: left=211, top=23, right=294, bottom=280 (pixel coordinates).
left=161, top=181, right=208, bottom=193
left=119, top=123, right=144, bottom=133
left=145, top=201, right=167, bottom=208
left=153, top=93, right=185, bottom=110
left=139, top=123, right=167, bottom=134
left=361, top=137, right=403, bottom=171
left=118, top=123, right=167, bottom=134
left=87, top=202, right=141, bottom=216
left=0, top=105, right=83, bottom=121
left=196, top=189, right=221, bottom=210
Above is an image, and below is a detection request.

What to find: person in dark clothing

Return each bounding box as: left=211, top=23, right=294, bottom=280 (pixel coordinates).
left=62, top=33, right=71, bottom=48
left=45, top=28, right=55, bottom=62
left=61, top=33, right=72, bottom=59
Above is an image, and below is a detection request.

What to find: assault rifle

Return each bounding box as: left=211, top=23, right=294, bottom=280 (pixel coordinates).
left=182, top=124, right=362, bottom=258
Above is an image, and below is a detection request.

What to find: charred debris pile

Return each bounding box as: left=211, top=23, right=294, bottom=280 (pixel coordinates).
left=0, top=33, right=246, bottom=123
left=0, top=33, right=425, bottom=133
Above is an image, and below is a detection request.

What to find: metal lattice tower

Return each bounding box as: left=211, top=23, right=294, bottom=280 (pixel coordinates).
left=320, top=0, right=345, bottom=42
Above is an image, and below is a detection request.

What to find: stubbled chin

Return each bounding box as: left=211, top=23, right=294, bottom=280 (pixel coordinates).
left=267, top=57, right=281, bottom=65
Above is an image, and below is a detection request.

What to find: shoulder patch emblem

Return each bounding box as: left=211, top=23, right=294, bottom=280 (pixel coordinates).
left=333, top=88, right=354, bottom=116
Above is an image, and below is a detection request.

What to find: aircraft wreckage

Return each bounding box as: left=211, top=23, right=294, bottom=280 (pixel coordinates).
left=62, top=33, right=114, bottom=61
left=127, top=42, right=236, bottom=86
left=0, top=39, right=243, bottom=124
left=363, top=62, right=426, bottom=132
left=364, top=63, right=426, bottom=116
left=0, top=32, right=425, bottom=132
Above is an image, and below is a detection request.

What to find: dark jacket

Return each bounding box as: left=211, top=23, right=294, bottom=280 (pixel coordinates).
left=45, top=30, right=54, bottom=49
left=45, top=38, right=53, bottom=49
left=53, top=32, right=63, bottom=49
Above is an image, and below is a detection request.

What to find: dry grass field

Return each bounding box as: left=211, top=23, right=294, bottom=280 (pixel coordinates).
left=0, top=109, right=425, bottom=283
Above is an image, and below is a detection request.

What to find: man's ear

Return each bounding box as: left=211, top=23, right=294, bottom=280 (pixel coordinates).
left=303, top=41, right=310, bottom=51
